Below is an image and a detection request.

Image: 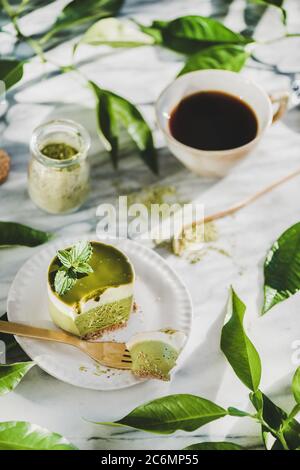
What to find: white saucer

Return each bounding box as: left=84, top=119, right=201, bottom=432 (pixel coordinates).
left=7, top=237, right=193, bottom=390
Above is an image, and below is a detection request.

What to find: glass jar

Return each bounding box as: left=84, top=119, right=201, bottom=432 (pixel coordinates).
left=28, top=119, right=91, bottom=214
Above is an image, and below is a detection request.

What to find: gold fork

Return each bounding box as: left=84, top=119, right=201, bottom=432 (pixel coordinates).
left=0, top=320, right=132, bottom=370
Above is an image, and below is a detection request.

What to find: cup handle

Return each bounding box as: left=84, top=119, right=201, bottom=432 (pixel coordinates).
left=269, top=91, right=289, bottom=124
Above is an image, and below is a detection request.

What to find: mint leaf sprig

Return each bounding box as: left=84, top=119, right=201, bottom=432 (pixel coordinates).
left=54, top=241, right=93, bottom=296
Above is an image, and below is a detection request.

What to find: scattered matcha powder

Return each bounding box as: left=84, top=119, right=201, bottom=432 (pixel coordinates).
left=79, top=363, right=109, bottom=377
left=127, top=185, right=185, bottom=211
left=184, top=221, right=218, bottom=245
left=175, top=222, right=232, bottom=264
left=186, top=246, right=231, bottom=265
left=208, top=246, right=230, bottom=258
left=186, top=250, right=206, bottom=265
left=93, top=363, right=108, bottom=377
left=126, top=185, right=189, bottom=248
left=173, top=221, right=218, bottom=255
left=122, top=185, right=230, bottom=263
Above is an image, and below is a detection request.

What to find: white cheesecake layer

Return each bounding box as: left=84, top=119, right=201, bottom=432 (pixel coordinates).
left=48, top=283, right=134, bottom=319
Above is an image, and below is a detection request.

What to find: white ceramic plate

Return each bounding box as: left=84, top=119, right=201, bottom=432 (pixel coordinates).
left=7, top=237, right=192, bottom=390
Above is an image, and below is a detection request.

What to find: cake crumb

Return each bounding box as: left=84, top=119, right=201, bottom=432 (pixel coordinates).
left=0, top=149, right=11, bottom=184
left=83, top=321, right=127, bottom=340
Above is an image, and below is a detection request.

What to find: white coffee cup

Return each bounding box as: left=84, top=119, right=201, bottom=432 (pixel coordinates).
left=156, top=70, right=289, bottom=178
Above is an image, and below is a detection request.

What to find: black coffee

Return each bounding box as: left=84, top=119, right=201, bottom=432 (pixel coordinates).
left=169, top=91, right=258, bottom=151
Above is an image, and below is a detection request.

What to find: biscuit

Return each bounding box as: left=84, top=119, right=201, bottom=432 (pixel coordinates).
left=0, top=149, right=10, bottom=184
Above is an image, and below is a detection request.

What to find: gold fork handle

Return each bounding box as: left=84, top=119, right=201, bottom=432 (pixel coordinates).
left=0, top=320, right=78, bottom=346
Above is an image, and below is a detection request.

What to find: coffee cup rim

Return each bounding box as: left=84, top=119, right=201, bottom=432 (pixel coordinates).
left=155, top=69, right=273, bottom=156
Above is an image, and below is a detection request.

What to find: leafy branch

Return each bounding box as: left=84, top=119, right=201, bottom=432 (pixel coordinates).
left=0, top=0, right=158, bottom=173
left=2, top=1, right=298, bottom=173
left=1, top=0, right=300, bottom=452
left=80, top=2, right=298, bottom=76
left=96, top=288, right=300, bottom=451
left=0, top=287, right=298, bottom=449
left=0, top=361, right=77, bottom=449
left=1, top=226, right=300, bottom=448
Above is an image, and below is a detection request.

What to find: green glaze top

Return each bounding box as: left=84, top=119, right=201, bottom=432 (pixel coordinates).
left=41, top=142, right=78, bottom=160
left=48, top=242, right=134, bottom=306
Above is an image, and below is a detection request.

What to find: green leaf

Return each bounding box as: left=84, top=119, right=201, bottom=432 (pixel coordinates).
left=254, top=0, right=284, bottom=6
left=99, top=394, right=227, bottom=434
left=0, top=59, right=24, bottom=91
left=281, top=419, right=300, bottom=450
left=252, top=392, right=282, bottom=448
left=263, top=222, right=300, bottom=314
left=57, top=249, right=72, bottom=268
left=166, top=16, right=250, bottom=44
left=292, top=367, right=300, bottom=404
left=250, top=390, right=287, bottom=431
left=90, top=82, right=119, bottom=168
left=90, top=81, right=158, bottom=174
left=41, top=0, right=124, bottom=44
left=75, top=262, right=94, bottom=274
left=140, top=15, right=252, bottom=54
left=228, top=407, right=251, bottom=417
left=0, top=221, right=53, bottom=247
left=137, top=23, right=164, bottom=44
left=249, top=0, right=287, bottom=24
left=249, top=390, right=300, bottom=450
left=56, top=0, right=124, bottom=27
left=288, top=403, right=300, bottom=420
left=243, top=2, right=268, bottom=37
left=183, top=441, right=245, bottom=450
left=0, top=362, right=35, bottom=396
left=70, top=240, right=93, bottom=264
left=178, top=44, right=249, bottom=76
left=54, top=268, right=77, bottom=296
left=54, top=241, right=93, bottom=295
left=271, top=419, right=300, bottom=450
left=82, top=18, right=155, bottom=47
left=0, top=421, right=77, bottom=450
left=110, top=92, right=158, bottom=174
left=221, top=287, right=262, bottom=391
left=2, top=0, right=56, bottom=20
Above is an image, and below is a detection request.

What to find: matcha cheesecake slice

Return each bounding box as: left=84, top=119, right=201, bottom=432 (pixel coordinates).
left=127, top=329, right=186, bottom=381
left=48, top=241, right=135, bottom=338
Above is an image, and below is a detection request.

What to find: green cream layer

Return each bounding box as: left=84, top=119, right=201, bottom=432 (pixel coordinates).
left=48, top=241, right=135, bottom=337
left=127, top=330, right=186, bottom=381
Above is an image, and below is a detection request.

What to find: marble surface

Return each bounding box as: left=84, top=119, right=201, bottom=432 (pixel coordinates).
left=1, top=0, right=300, bottom=450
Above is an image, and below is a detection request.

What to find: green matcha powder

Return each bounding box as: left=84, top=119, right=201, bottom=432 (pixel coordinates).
left=41, top=142, right=78, bottom=160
